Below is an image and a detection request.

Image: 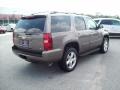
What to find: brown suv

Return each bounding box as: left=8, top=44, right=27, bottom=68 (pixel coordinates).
left=12, top=12, right=109, bottom=72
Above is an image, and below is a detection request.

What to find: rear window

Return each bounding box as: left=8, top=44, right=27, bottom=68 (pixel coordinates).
left=51, top=16, right=71, bottom=33
left=100, top=20, right=112, bottom=25
left=15, top=16, right=46, bottom=33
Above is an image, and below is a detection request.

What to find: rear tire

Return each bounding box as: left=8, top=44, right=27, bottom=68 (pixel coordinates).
left=100, top=37, right=109, bottom=53
left=59, top=47, right=78, bottom=72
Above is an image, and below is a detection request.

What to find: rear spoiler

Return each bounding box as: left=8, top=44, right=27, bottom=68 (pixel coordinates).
left=21, top=15, right=46, bottom=19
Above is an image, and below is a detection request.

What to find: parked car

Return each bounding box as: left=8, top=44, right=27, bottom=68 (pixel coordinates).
left=9, top=23, right=16, bottom=30
left=94, top=18, right=120, bottom=37
left=4, top=23, right=16, bottom=32
left=12, top=12, right=109, bottom=72
left=0, top=26, right=6, bottom=34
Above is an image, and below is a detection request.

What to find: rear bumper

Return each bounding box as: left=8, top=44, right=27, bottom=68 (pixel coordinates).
left=12, top=46, right=63, bottom=62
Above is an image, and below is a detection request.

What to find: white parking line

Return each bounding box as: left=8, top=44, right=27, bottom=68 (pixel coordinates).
left=0, top=32, right=12, bottom=37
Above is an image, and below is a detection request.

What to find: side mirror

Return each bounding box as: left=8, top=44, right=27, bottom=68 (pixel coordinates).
left=97, top=24, right=103, bottom=29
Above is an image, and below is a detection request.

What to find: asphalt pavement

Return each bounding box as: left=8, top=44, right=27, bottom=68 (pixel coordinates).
left=0, top=33, right=120, bottom=90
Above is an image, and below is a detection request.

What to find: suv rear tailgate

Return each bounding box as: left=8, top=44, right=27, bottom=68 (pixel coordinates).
left=14, top=15, right=46, bottom=51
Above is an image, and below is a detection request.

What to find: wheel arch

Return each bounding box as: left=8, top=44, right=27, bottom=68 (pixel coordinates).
left=103, top=34, right=109, bottom=41
left=64, top=41, right=80, bottom=54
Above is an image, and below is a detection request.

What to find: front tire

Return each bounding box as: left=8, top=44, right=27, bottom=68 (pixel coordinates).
left=100, top=37, right=109, bottom=53
left=59, top=47, right=78, bottom=72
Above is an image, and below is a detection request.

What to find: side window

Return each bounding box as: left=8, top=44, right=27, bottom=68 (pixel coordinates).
left=75, top=16, right=86, bottom=31
left=112, top=20, right=120, bottom=25
left=85, top=17, right=97, bottom=30
left=100, top=20, right=112, bottom=25
left=94, top=20, right=99, bottom=24
left=51, top=16, right=71, bottom=33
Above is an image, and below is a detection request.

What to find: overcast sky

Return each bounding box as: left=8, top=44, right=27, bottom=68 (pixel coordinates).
left=0, top=0, right=120, bottom=15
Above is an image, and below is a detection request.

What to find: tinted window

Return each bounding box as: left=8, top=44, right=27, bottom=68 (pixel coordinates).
left=100, top=20, right=112, bottom=25
left=51, top=16, right=71, bottom=33
left=15, top=16, right=46, bottom=33
left=75, top=16, right=86, bottom=30
left=94, top=20, right=99, bottom=24
left=112, top=20, right=120, bottom=25
left=85, top=17, right=96, bottom=30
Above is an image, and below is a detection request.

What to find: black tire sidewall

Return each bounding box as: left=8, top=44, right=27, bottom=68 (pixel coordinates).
left=59, top=47, right=78, bottom=72
left=101, top=37, right=109, bottom=53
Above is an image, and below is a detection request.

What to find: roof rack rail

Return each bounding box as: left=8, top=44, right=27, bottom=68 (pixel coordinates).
left=50, top=11, right=69, bottom=14
left=31, top=11, right=82, bottom=15
left=50, top=11, right=82, bottom=15
left=31, top=11, right=50, bottom=15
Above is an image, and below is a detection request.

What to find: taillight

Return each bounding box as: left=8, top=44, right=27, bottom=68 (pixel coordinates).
left=43, top=33, right=53, bottom=51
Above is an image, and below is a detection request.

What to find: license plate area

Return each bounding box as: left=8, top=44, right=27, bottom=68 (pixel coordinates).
left=19, top=40, right=29, bottom=48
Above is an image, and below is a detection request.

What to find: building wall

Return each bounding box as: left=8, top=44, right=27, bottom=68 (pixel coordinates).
left=0, top=14, right=22, bottom=25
